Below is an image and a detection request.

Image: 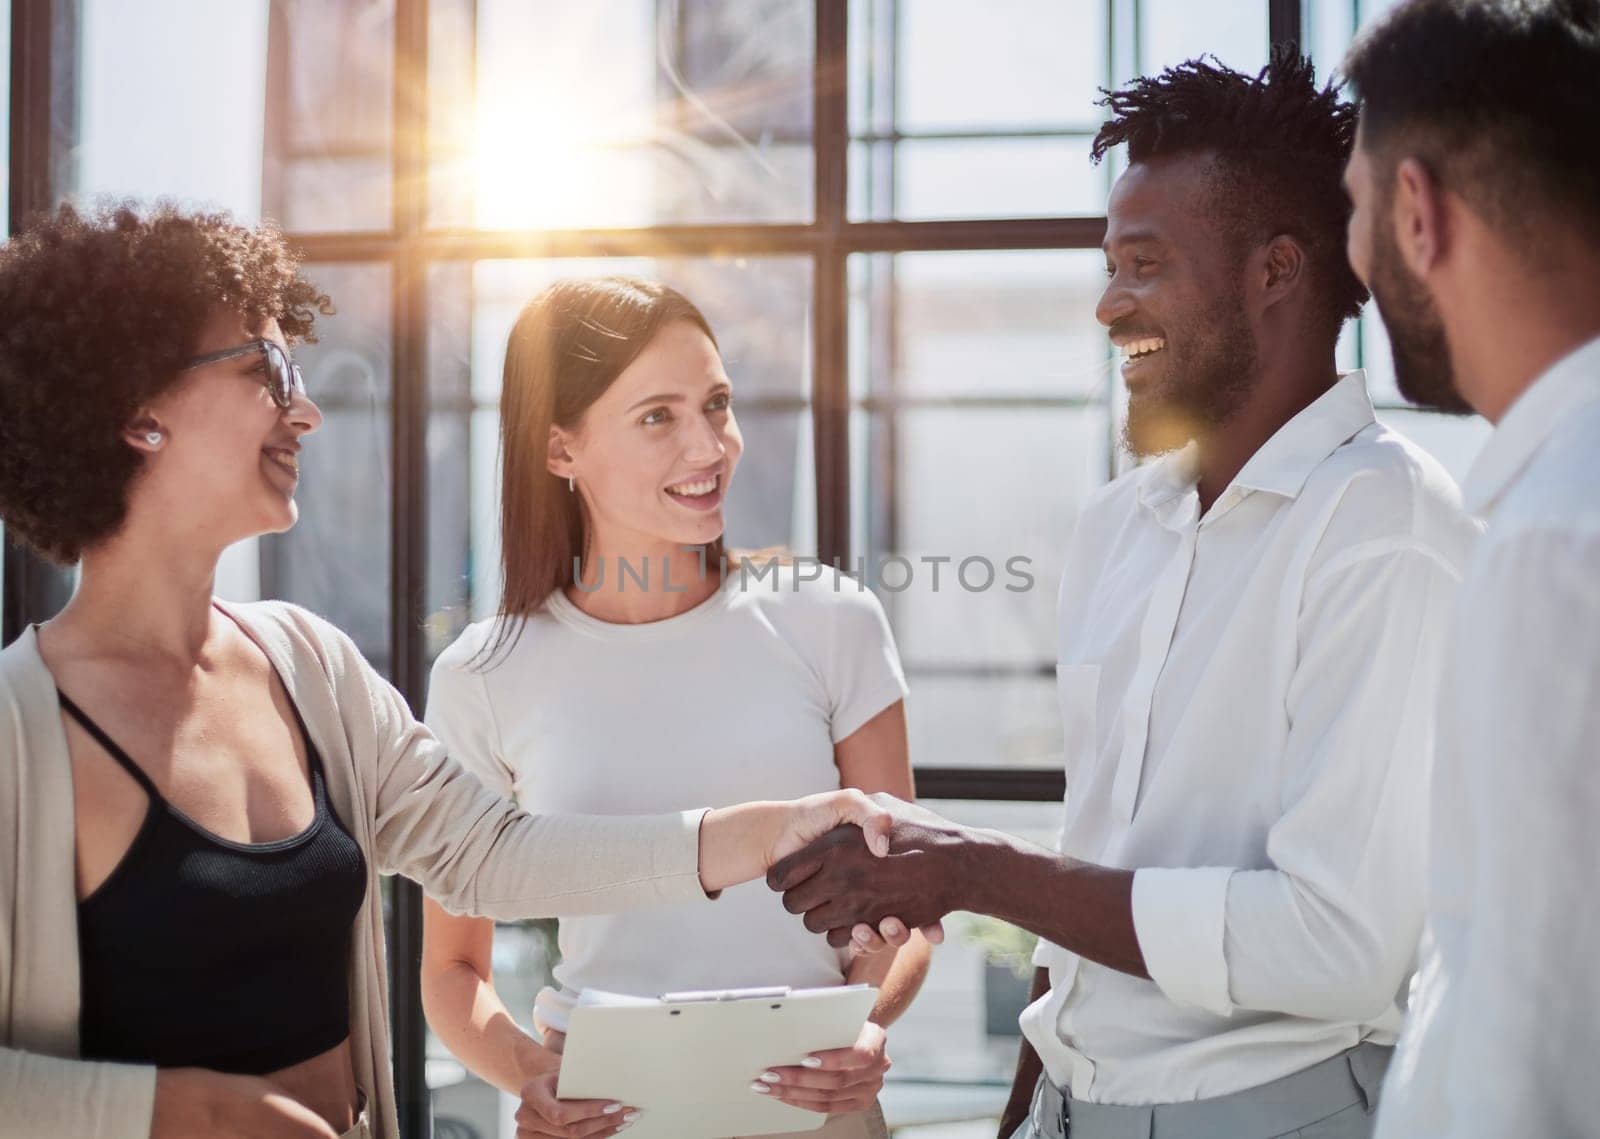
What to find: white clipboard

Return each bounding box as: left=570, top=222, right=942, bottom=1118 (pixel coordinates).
left=555, top=984, right=879, bottom=1138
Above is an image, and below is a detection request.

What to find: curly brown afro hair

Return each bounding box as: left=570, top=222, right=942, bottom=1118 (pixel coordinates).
left=0, top=202, right=333, bottom=564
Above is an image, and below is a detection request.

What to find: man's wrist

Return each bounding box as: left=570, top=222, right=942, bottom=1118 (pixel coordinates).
left=929, top=821, right=1003, bottom=916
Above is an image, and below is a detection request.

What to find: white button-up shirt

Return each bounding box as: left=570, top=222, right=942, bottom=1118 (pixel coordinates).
left=1020, top=372, right=1480, bottom=1106
left=1375, top=336, right=1600, bottom=1139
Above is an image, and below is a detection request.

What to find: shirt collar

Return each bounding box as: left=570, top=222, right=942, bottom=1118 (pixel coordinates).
left=1137, top=442, right=1202, bottom=513
left=1231, top=370, right=1376, bottom=498
left=1136, top=370, right=1376, bottom=516
left=1462, top=334, right=1600, bottom=518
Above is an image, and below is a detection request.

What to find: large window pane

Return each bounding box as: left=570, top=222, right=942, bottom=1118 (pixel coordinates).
left=863, top=405, right=1107, bottom=669
left=68, top=1, right=392, bottom=232
left=74, top=0, right=270, bottom=219
left=424, top=255, right=814, bottom=658
left=428, top=0, right=813, bottom=230
left=263, top=0, right=394, bottom=232
left=850, top=0, right=1109, bottom=222
left=885, top=136, right=1104, bottom=221
left=261, top=263, right=394, bottom=673
left=895, top=1, right=1104, bottom=132
left=1137, top=0, right=1267, bottom=76
left=850, top=249, right=1113, bottom=783
left=909, top=674, right=1063, bottom=770
left=850, top=251, right=1115, bottom=401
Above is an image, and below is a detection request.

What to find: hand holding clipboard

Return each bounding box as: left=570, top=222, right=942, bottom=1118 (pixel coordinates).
left=555, top=985, right=879, bottom=1138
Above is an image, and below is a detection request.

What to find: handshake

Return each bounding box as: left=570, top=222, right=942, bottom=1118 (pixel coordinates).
left=766, top=794, right=970, bottom=949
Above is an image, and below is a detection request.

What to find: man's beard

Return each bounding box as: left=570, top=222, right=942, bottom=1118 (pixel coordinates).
left=1123, top=288, right=1259, bottom=458
left=1368, top=219, right=1473, bottom=415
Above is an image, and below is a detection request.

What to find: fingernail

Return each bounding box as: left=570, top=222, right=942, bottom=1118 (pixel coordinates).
left=760, top=1070, right=782, bottom=1083
left=603, top=1103, right=623, bottom=1114
left=802, top=1057, right=824, bottom=1069
left=750, top=1082, right=771, bottom=1094
left=623, top=1111, right=640, bottom=1122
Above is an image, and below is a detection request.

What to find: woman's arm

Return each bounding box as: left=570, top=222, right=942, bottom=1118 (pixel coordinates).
left=319, top=616, right=889, bottom=920
left=421, top=903, right=640, bottom=1137
left=0, top=1047, right=159, bottom=1139
left=419, top=900, right=551, bottom=1096
left=0, top=1048, right=337, bottom=1139
left=696, top=793, right=891, bottom=895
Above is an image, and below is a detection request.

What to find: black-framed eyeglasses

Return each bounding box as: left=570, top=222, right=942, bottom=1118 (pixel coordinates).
left=182, top=339, right=306, bottom=410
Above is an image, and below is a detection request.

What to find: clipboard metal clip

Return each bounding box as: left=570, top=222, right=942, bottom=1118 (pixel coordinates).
left=659, top=986, right=793, bottom=1003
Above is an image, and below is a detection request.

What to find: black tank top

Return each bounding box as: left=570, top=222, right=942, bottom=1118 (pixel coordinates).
left=62, top=691, right=368, bottom=1075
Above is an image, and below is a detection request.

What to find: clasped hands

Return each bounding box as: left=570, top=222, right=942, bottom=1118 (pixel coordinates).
left=768, top=794, right=963, bottom=951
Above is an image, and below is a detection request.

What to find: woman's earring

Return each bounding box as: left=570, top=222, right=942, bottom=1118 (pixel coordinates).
left=145, top=431, right=163, bottom=446
left=568, top=476, right=575, bottom=493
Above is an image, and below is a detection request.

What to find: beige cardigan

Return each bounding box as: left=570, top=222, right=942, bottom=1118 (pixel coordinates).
left=0, top=600, right=710, bottom=1139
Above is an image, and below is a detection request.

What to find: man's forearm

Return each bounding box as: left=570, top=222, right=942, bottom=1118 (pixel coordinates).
left=946, top=829, right=1148, bottom=980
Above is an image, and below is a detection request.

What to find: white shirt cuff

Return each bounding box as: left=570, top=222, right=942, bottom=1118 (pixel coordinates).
left=1132, top=866, right=1235, bottom=1017
left=1032, top=936, right=1068, bottom=969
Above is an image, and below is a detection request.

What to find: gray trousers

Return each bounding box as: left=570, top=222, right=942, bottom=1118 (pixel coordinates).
left=1011, top=1043, right=1392, bottom=1139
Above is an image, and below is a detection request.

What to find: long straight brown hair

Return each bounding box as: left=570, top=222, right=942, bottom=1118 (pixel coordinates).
left=482, top=276, right=725, bottom=664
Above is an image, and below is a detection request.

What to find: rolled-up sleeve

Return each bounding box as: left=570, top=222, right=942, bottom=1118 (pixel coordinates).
left=1133, top=544, right=1459, bottom=1020
left=1227, top=545, right=1457, bottom=1019
left=1132, top=865, right=1234, bottom=1015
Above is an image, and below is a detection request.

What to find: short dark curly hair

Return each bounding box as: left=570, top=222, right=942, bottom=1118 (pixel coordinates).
left=1343, top=0, right=1600, bottom=247
left=0, top=202, right=332, bottom=563
left=1092, top=50, right=1369, bottom=345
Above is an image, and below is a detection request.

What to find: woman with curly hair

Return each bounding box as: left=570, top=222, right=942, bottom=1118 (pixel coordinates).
left=0, top=204, right=897, bottom=1139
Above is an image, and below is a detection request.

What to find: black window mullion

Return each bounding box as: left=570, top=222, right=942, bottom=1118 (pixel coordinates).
left=287, top=215, right=1114, bottom=262
left=813, top=0, right=851, bottom=565
left=389, top=0, right=430, bottom=1136
left=918, top=767, right=1064, bottom=802
left=1270, top=0, right=1304, bottom=51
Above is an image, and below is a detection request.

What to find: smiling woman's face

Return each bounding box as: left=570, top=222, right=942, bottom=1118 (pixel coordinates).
left=553, top=319, right=743, bottom=552
left=137, top=306, right=323, bottom=546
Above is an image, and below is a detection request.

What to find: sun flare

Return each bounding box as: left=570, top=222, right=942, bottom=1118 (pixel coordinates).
left=469, top=101, right=650, bottom=231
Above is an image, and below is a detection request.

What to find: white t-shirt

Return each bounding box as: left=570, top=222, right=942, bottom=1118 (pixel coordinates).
left=425, top=563, right=909, bottom=1032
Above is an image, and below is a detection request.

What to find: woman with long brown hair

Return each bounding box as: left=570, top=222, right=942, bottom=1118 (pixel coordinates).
left=421, top=277, right=931, bottom=1138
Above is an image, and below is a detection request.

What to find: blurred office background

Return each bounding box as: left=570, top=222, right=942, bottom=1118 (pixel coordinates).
left=0, top=1, right=1487, bottom=1135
